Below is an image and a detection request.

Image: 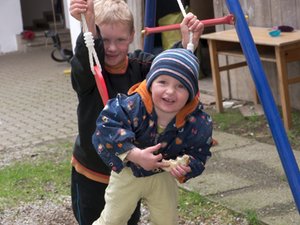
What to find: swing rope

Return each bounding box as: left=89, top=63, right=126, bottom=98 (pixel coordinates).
left=80, top=14, right=102, bottom=75
left=176, top=0, right=194, bottom=52
left=80, top=14, right=108, bottom=105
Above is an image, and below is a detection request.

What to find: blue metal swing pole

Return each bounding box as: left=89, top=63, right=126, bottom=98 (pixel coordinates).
left=225, top=0, right=300, bottom=213
left=143, top=0, right=156, bottom=53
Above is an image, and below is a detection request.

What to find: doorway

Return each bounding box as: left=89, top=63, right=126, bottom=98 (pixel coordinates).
left=20, top=0, right=65, bottom=31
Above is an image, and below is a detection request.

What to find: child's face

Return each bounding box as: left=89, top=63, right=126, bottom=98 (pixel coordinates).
left=100, top=22, right=134, bottom=67
left=150, top=75, right=189, bottom=115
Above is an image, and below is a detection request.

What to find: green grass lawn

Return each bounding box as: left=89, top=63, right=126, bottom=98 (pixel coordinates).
left=205, top=106, right=300, bottom=150
left=0, top=160, right=70, bottom=210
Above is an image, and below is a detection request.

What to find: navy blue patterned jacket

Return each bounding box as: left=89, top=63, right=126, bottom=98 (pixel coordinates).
left=92, top=80, right=213, bottom=182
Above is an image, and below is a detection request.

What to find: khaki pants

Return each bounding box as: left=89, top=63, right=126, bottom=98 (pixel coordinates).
left=93, top=167, right=178, bottom=225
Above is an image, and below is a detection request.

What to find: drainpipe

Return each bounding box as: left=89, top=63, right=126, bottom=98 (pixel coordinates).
left=143, top=0, right=156, bottom=53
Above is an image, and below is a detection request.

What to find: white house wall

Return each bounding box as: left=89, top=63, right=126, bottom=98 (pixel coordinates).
left=0, top=0, right=23, bottom=54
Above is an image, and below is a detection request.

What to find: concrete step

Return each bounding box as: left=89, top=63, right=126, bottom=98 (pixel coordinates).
left=27, top=37, right=71, bottom=48
left=49, top=22, right=65, bottom=30
left=17, top=29, right=71, bottom=52
left=33, top=28, right=70, bottom=37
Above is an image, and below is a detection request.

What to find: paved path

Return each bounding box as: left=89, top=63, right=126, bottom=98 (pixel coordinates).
left=0, top=47, right=299, bottom=224
left=0, top=48, right=77, bottom=151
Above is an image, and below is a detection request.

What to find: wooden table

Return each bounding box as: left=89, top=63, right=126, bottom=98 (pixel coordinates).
left=201, top=27, right=300, bottom=130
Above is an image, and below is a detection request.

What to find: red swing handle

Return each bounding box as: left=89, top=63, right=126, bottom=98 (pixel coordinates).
left=141, top=14, right=235, bottom=35
left=94, top=65, right=109, bottom=105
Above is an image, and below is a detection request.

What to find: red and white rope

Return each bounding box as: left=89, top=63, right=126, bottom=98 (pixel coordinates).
left=80, top=14, right=102, bottom=75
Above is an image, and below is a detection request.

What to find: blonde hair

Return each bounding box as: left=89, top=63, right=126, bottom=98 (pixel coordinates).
left=94, top=0, right=134, bottom=33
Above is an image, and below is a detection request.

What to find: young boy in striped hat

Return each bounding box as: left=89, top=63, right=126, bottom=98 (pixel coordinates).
left=92, top=48, right=213, bottom=225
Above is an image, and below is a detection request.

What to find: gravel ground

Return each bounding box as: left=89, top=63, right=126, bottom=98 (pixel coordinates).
left=0, top=197, right=76, bottom=225
left=0, top=198, right=248, bottom=225
left=0, top=197, right=193, bottom=225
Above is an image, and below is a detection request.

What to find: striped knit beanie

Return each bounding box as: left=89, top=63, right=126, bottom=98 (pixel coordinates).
left=146, top=48, right=199, bottom=102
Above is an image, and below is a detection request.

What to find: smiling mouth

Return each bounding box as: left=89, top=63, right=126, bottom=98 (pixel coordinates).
left=162, top=97, right=175, bottom=103
left=106, top=54, right=117, bottom=58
